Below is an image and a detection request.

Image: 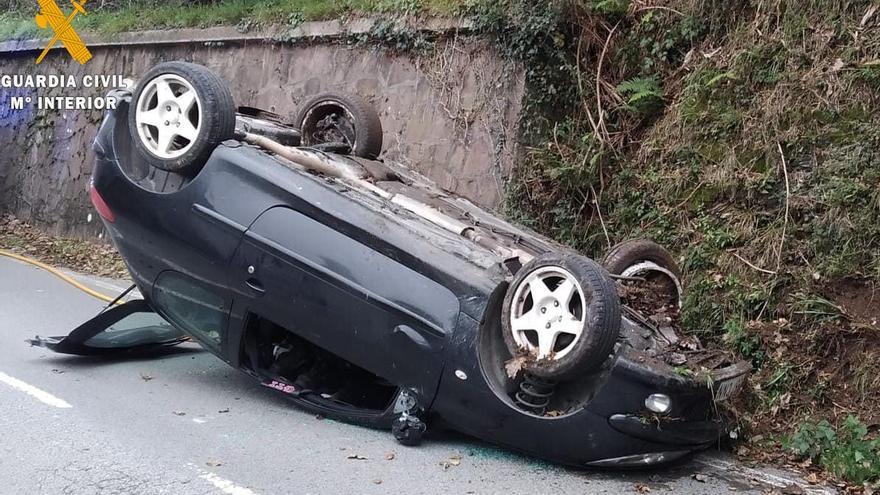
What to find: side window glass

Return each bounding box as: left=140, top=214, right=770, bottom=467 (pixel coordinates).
left=154, top=272, right=228, bottom=350
left=84, top=312, right=180, bottom=348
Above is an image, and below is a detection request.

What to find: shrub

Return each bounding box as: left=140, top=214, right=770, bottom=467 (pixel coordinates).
left=785, top=416, right=880, bottom=485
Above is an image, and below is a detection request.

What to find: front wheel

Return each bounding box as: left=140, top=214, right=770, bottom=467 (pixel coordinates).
left=501, top=254, right=621, bottom=381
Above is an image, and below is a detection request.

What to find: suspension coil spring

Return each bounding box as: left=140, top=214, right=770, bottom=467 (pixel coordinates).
left=514, top=373, right=557, bottom=415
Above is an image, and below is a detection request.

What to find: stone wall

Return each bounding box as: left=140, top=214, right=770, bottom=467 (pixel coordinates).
left=0, top=22, right=524, bottom=237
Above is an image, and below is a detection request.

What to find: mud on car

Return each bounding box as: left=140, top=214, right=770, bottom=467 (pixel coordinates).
left=30, top=62, right=749, bottom=467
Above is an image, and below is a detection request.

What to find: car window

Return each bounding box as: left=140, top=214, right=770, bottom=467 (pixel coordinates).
left=27, top=299, right=188, bottom=356
left=83, top=312, right=179, bottom=348
left=153, top=272, right=228, bottom=351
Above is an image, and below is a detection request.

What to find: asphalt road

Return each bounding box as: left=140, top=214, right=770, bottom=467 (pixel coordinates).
left=0, top=256, right=831, bottom=494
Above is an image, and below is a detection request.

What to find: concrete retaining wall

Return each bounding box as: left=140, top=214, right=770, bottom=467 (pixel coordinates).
left=0, top=20, right=524, bottom=237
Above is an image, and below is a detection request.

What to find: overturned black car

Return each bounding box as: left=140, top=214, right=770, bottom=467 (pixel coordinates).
left=30, top=62, right=749, bottom=468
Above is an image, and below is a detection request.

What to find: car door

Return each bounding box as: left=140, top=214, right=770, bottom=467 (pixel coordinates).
left=227, top=206, right=460, bottom=405
left=28, top=299, right=188, bottom=356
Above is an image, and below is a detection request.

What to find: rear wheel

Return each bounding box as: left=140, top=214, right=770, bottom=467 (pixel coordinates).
left=501, top=254, right=621, bottom=381
left=295, top=92, right=383, bottom=159
left=128, top=62, right=236, bottom=174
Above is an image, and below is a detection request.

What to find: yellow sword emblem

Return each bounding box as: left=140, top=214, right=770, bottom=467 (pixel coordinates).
left=35, top=0, right=92, bottom=65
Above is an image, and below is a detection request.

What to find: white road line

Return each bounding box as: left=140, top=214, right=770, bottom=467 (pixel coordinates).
left=187, top=464, right=259, bottom=495
left=0, top=371, right=72, bottom=409
left=199, top=472, right=259, bottom=495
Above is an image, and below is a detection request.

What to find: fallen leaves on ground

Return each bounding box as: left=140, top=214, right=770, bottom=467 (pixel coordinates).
left=347, top=454, right=368, bottom=460
left=778, top=484, right=806, bottom=495
left=0, top=214, right=128, bottom=279
left=440, top=454, right=462, bottom=471
left=384, top=452, right=396, bottom=461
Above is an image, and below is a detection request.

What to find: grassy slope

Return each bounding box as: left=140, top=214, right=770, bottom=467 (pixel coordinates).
left=0, top=0, right=465, bottom=40
left=500, top=0, right=880, bottom=484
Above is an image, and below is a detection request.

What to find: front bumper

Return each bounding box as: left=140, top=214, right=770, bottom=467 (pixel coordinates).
left=586, top=449, right=693, bottom=467
left=608, top=414, right=722, bottom=447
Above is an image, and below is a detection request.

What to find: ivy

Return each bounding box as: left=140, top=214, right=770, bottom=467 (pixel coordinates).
left=468, top=0, right=578, bottom=141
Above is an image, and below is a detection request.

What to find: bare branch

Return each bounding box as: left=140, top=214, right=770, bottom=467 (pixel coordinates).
left=595, top=21, right=621, bottom=145
left=776, top=142, right=791, bottom=272
left=728, top=250, right=778, bottom=276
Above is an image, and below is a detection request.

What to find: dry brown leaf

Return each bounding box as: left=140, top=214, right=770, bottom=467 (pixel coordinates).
left=440, top=454, right=463, bottom=470
left=504, top=355, right=528, bottom=379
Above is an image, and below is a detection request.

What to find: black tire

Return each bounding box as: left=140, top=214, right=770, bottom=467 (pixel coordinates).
left=603, top=239, right=682, bottom=280
left=294, top=92, right=383, bottom=159
left=128, top=62, right=236, bottom=174
left=501, top=254, right=621, bottom=381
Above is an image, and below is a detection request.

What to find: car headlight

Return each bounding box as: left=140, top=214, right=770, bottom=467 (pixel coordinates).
left=645, top=394, right=672, bottom=414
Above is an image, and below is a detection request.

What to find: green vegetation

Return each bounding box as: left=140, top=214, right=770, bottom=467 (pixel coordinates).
left=785, top=416, right=880, bottom=485
left=476, top=0, right=880, bottom=485
left=0, top=0, right=466, bottom=39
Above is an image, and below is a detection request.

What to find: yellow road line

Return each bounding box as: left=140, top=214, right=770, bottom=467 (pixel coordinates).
left=0, top=249, right=119, bottom=304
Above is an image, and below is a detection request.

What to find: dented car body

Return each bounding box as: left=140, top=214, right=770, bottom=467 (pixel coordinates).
left=32, top=75, right=749, bottom=468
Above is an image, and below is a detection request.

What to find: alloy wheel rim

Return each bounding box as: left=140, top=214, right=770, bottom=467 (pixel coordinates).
left=135, top=74, right=203, bottom=159
left=509, top=266, right=587, bottom=360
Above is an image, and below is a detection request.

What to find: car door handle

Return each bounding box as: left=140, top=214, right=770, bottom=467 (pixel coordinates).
left=245, top=278, right=265, bottom=294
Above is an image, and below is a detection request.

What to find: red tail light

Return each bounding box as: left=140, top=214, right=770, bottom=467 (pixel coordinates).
left=90, top=183, right=115, bottom=223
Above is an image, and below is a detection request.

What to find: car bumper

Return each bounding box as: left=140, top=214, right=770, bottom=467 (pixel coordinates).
left=583, top=412, right=722, bottom=467
left=585, top=449, right=693, bottom=467
left=608, top=414, right=722, bottom=447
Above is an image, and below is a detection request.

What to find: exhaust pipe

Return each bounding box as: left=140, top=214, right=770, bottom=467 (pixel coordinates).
left=239, top=132, right=530, bottom=263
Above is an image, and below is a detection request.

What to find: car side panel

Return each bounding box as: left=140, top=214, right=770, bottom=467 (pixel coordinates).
left=247, top=206, right=460, bottom=333
left=229, top=206, right=459, bottom=404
